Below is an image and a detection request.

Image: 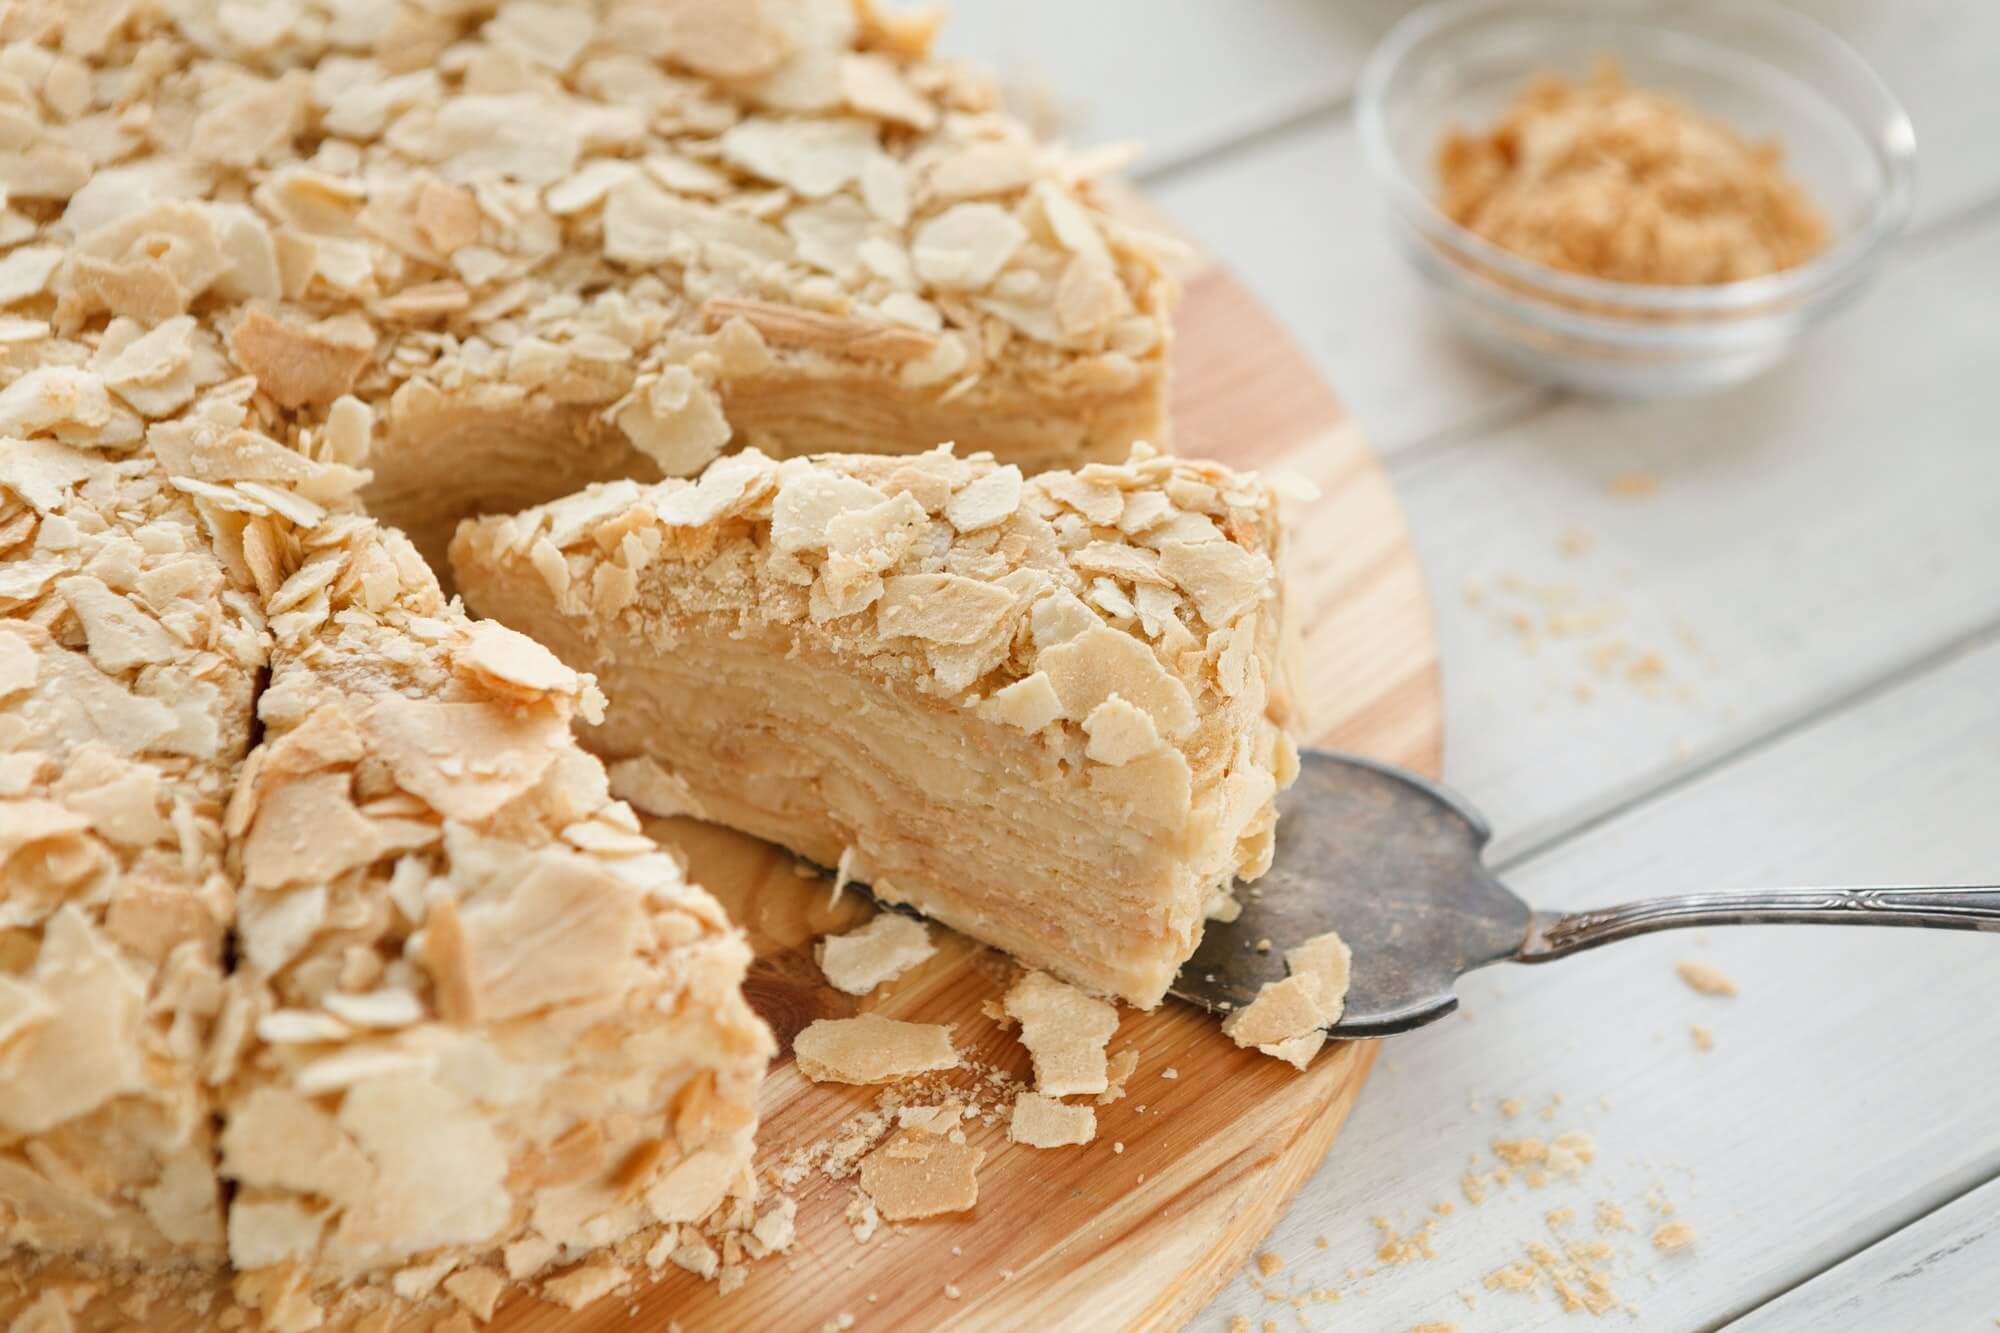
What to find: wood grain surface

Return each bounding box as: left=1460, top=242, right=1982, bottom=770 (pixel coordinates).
left=6, top=261, right=1439, bottom=1333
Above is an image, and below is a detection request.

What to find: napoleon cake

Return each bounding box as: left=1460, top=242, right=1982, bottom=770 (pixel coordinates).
left=1, top=0, right=1179, bottom=572
left=0, top=0, right=1186, bottom=1301
left=453, top=444, right=1301, bottom=1007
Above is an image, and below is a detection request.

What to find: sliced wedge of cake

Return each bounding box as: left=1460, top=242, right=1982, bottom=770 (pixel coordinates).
left=453, top=445, right=1301, bottom=1007
left=214, top=513, right=773, bottom=1291
left=0, top=434, right=267, bottom=1267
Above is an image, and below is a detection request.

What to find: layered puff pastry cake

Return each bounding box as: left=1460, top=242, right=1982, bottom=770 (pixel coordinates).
left=0, top=0, right=1216, bottom=1303
left=0, top=0, right=1179, bottom=572
left=453, top=444, right=1301, bottom=1008
left=2, top=368, right=770, bottom=1317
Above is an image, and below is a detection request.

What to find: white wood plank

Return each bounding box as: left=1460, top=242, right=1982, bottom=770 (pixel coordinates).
left=1139, top=0, right=2000, bottom=453
left=932, top=0, right=1407, bottom=173
left=1797, top=0, right=2000, bottom=229
left=1199, top=631, right=2000, bottom=1332
left=1728, top=1174, right=2000, bottom=1332
left=1402, top=223, right=2000, bottom=856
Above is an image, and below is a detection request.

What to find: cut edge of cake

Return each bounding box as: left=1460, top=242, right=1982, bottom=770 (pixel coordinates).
left=452, top=443, right=1301, bottom=1008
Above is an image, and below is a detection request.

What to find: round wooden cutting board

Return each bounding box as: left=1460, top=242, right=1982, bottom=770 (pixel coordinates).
left=7, top=260, right=1438, bottom=1333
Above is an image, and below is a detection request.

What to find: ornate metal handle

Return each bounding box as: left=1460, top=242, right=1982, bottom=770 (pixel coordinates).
left=1518, top=885, right=2000, bottom=962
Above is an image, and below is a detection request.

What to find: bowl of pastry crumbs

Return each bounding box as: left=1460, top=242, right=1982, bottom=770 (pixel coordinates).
left=1357, top=0, right=1914, bottom=396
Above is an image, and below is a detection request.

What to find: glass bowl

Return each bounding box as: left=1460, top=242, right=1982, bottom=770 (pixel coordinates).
left=1356, top=0, right=1916, bottom=397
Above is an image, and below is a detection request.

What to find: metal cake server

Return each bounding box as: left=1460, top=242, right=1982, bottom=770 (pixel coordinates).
left=1173, top=749, right=2000, bottom=1038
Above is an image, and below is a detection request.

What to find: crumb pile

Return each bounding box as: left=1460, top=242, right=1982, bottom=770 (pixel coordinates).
left=1437, top=62, right=1829, bottom=286
left=1459, top=529, right=1714, bottom=716
left=1223, top=1075, right=1722, bottom=1331
left=784, top=937, right=1132, bottom=1231
left=766, top=1059, right=1030, bottom=1240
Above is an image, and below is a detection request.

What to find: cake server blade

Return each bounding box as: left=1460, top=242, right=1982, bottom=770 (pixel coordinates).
left=1171, top=749, right=2000, bottom=1038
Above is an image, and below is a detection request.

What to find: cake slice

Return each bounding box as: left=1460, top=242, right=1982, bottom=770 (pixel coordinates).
left=0, top=429, right=267, bottom=1267
left=453, top=445, right=1300, bottom=1007
left=212, top=512, right=773, bottom=1296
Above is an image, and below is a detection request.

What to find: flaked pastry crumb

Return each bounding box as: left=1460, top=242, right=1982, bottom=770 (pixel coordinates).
left=1651, top=1222, right=1697, bottom=1254
left=855, top=1129, right=983, bottom=1221
left=817, top=911, right=937, bottom=996
left=1004, top=971, right=1120, bottom=1097
left=1007, top=1092, right=1096, bottom=1149
left=1676, top=960, right=1738, bottom=997
left=1438, top=61, right=1828, bottom=285
left=1095, top=1048, right=1141, bottom=1106
left=1222, top=929, right=1352, bottom=1068
left=794, top=1013, right=960, bottom=1085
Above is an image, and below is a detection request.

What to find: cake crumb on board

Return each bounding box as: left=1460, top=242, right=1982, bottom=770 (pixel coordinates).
left=1004, top=971, right=1120, bottom=1097
left=817, top=913, right=938, bottom=995
left=1676, top=961, right=1739, bottom=997
left=1653, top=1221, right=1698, bottom=1253
left=856, top=1130, right=984, bottom=1221
left=1096, top=1047, right=1141, bottom=1105
left=1222, top=931, right=1351, bottom=1068
left=795, top=1014, right=961, bottom=1084
left=1374, top=1216, right=1441, bottom=1265
left=1008, top=1092, right=1097, bottom=1148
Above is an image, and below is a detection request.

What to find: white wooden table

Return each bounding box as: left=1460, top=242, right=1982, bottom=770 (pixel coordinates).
left=941, top=4, right=2000, bottom=1328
